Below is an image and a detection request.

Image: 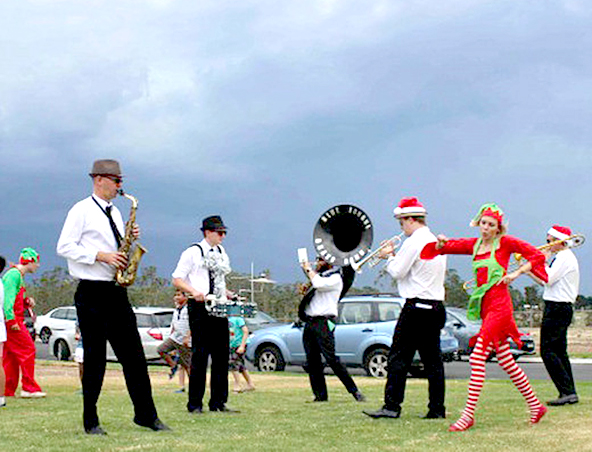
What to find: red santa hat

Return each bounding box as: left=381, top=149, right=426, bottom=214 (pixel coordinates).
left=548, top=225, right=572, bottom=241
left=393, top=197, right=427, bottom=218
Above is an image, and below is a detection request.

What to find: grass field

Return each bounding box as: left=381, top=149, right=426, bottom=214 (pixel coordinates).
left=0, top=362, right=590, bottom=452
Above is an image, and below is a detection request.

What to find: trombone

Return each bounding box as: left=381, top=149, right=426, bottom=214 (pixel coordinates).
left=351, top=233, right=404, bottom=273
left=462, top=233, right=585, bottom=294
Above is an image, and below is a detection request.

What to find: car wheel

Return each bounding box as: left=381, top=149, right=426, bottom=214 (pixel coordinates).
left=54, top=339, right=71, bottom=361
left=255, top=345, right=285, bottom=372
left=39, top=327, right=52, bottom=344
left=364, top=348, right=389, bottom=378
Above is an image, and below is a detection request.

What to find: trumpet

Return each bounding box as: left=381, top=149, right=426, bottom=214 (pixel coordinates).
left=462, top=233, right=586, bottom=293
left=351, top=233, right=404, bottom=272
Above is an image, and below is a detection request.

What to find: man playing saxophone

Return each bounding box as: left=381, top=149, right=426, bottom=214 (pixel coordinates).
left=57, top=159, right=169, bottom=435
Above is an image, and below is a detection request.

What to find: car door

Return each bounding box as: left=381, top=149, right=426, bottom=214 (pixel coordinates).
left=334, top=302, right=374, bottom=365
left=280, top=323, right=307, bottom=364
left=50, top=308, right=76, bottom=332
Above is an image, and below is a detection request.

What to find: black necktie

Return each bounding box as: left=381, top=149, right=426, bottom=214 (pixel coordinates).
left=105, top=205, right=122, bottom=249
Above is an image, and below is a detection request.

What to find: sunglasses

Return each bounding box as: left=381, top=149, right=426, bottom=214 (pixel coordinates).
left=103, top=175, right=123, bottom=184
left=215, top=230, right=227, bottom=236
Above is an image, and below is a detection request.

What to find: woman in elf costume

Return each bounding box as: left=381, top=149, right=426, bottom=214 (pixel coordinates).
left=421, top=203, right=548, bottom=432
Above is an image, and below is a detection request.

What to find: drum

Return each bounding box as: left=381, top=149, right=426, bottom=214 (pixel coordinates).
left=205, top=296, right=258, bottom=318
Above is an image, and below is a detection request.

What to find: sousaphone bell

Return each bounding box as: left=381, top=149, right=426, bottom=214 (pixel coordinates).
left=313, top=204, right=373, bottom=267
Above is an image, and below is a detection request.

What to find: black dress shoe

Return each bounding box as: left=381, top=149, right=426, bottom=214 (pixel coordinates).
left=134, top=418, right=171, bottom=431
left=306, top=397, right=328, bottom=403
left=363, top=407, right=401, bottom=419
left=422, top=411, right=446, bottom=419
left=189, top=407, right=203, bottom=414
left=210, top=405, right=240, bottom=413
left=352, top=391, right=366, bottom=402
left=85, top=426, right=107, bottom=435
left=547, top=394, right=579, bottom=406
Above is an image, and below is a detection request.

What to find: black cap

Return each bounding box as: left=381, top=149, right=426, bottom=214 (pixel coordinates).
left=201, top=215, right=227, bottom=232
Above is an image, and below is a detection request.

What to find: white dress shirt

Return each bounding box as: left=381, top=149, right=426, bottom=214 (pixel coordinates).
left=172, top=239, right=229, bottom=296
left=56, top=195, right=125, bottom=281
left=543, top=249, right=579, bottom=303
left=305, top=269, right=343, bottom=317
left=385, top=226, right=446, bottom=301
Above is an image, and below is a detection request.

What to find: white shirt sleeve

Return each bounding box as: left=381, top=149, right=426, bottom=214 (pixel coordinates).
left=56, top=204, right=98, bottom=265
left=385, top=240, right=418, bottom=281
left=172, top=248, right=195, bottom=280
left=546, top=252, right=575, bottom=286
left=311, top=273, right=342, bottom=292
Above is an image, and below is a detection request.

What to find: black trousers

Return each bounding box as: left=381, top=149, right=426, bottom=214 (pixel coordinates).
left=74, top=280, right=158, bottom=430
left=541, top=300, right=576, bottom=396
left=384, top=298, right=446, bottom=413
left=187, top=301, right=229, bottom=411
left=302, top=317, right=358, bottom=400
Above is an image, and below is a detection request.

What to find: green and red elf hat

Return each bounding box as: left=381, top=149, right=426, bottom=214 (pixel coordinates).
left=19, top=247, right=40, bottom=265
left=469, top=203, right=505, bottom=227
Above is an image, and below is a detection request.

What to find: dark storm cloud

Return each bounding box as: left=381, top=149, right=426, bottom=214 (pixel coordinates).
left=1, top=0, right=591, bottom=291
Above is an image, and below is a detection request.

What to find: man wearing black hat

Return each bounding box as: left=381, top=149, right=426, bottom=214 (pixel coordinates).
left=172, top=215, right=237, bottom=414
left=57, top=159, right=169, bottom=435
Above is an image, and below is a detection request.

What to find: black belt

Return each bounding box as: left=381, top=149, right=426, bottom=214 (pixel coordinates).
left=307, top=315, right=337, bottom=321
left=78, top=279, right=116, bottom=285
left=405, top=298, right=442, bottom=309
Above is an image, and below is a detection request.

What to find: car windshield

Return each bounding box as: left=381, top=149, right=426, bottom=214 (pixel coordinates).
left=153, top=312, right=173, bottom=328
left=247, top=311, right=277, bottom=327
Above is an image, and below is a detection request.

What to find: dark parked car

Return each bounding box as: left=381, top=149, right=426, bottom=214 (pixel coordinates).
left=24, top=307, right=36, bottom=341
left=444, top=306, right=535, bottom=360
left=246, top=295, right=459, bottom=378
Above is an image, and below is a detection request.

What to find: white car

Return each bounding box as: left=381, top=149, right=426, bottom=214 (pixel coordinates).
left=47, top=306, right=174, bottom=362
left=35, top=306, right=78, bottom=344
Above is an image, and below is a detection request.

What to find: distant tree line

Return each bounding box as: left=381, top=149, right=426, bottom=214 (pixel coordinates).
left=25, top=266, right=592, bottom=322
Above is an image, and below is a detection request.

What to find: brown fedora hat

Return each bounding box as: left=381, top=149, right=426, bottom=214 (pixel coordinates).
left=89, top=159, right=123, bottom=177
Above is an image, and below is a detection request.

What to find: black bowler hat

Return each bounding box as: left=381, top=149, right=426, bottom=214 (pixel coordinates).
left=201, top=215, right=228, bottom=232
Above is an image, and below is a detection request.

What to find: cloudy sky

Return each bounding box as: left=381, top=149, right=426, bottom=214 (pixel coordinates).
left=1, top=0, right=591, bottom=295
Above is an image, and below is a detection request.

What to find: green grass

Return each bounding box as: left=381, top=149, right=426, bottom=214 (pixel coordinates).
left=1, top=362, right=591, bottom=452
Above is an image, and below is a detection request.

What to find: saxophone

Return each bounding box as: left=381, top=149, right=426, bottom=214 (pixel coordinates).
left=115, top=189, right=148, bottom=287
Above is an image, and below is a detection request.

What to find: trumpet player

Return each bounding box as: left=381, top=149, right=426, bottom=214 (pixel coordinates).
left=364, top=197, right=447, bottom=420
left=57, top=159, right=169, bottom=435
left=529, top=225, right=580, bottom=406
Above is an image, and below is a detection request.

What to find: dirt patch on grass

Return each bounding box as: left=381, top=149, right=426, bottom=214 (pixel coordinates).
left=522, top=327, right=592, bottom=356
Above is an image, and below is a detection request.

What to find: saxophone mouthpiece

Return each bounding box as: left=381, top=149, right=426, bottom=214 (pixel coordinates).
left=117, top=189, right=125, bottom=196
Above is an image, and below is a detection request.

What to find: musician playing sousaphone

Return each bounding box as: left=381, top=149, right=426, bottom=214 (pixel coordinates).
left=57, top=159, right=169, bottom=435
left=299, top=255, right=365, bottom=403
left=172, top=215, right=239, bottom=414
left=298, top=204, right=368, bottom=403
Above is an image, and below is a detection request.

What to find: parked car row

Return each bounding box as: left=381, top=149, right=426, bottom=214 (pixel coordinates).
left=245, top=294, right=537, bottom=378
left=35, top=295, right=535, bottom=373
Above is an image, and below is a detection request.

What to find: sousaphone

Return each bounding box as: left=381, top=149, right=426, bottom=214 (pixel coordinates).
left=313, top=204, right=373, bottom=267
